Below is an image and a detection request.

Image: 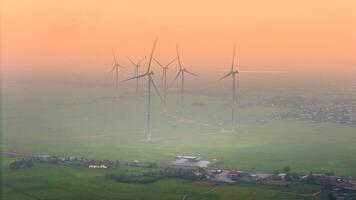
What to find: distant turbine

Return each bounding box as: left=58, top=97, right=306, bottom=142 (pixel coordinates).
left=127, top=56, right=146, bottom=92
left=110, top=49, right=125, bottom=97
left=153, top=57, right=177, bottom=104
left=170, top=45, right=197, bottom=118
left=122, top=39, right=162, bottom=141
left=219, top=40, right=239, bottom=132
left=218, top=42, right=288, bottom=132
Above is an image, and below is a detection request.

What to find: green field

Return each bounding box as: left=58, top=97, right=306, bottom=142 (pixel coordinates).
left=1, top=83, right=356, bottom=176
left=1, top=158, right=326, bottom=200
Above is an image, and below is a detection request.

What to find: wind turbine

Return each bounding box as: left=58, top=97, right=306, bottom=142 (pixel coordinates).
left=122, top=39, right=162, bottom=141
left=219, top=40, right=239, bottom=132
left=219, top=41, right=288, bottom=132
left=153, top=57, right=177, bottom=104
left=127, top=56, right=146, bottom=92
left=110, top=49, right=125, bottom=97
left=170, top=45, right=197, bottom=118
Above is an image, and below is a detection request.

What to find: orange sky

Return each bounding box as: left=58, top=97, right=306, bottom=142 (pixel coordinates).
left=1, top=0, right=356, bottom=80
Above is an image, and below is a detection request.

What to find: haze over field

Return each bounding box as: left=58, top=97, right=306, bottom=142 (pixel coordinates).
left=1, top=0, right=356, bottom=173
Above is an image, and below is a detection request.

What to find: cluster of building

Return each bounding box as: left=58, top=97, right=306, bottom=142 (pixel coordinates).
left=207, top=169, right=356, bottom=198
left=88, top=164, right=108, bottom=169
left=169, top=156, right=356, bottom=197
left=209, top=170, right=290, bottom=185
left=288, top=102, right=356, bottom=124
left=170, top=156, right=217, bottom=168
left=261, top=96, right=356, bottom=124
left=168, top=155, right=356, bottom=196
left=331, top=178, right=356, bottom=200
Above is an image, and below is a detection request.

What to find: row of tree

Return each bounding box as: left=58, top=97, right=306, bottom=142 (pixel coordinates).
left=9, top=159, right=34, bottom=170
left=106, top=168, right=207, bottom=184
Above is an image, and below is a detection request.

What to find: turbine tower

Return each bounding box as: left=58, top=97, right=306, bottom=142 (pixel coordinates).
left=127, top=56, right=146, bottom=93
left=170, top=45, right=197, bottom=118
left=153, top=57, right=177, bottom=105
left=122, top=39, right=162, bottom=141
left=110, top=49, right=125, bottom=97
left=219, top=40, right=239, bottom=132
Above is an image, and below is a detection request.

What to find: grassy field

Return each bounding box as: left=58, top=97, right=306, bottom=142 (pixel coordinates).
left=1, top=158, right=325, bottom=200
left=1, top=83, right=356, bottom=176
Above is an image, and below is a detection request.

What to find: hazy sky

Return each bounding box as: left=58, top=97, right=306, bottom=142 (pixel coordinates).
left=1, top=0, right=356, bottom=80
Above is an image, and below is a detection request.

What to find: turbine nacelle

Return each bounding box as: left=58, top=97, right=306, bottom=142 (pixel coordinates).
left=153, top=57, right=177, bottom=70
left=127, top=56, right=146, bottom=68
left=114, top=64, right=124, bottom=68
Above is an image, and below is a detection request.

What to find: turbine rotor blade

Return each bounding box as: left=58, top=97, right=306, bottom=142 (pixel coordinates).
left=138, top=56, right=146, bottom=64
left=150, top=77, right=164, bottom=102
left=185, top=69, right=197, bottom=76
left=147, top=39, right=158, bottom=73
left=127, top=56, right=137, bottom=66
left=106, top=66, right=116, bottom=79
left=176, top=45, right=182, bottom=70
left=165, top=57, right=178, bottom=68
left=153, top=58, right=164, bottom=68
left=112, top=49, right=117, bottom=65
left=170, top=70, right=182, bottom=87
left=109, top=64, right=116, bottom=73
left=121, top=73, right=148, bottom=82
left=231, top=40, right=237, bottom=72
left=218, top=71, right=233, bottom=81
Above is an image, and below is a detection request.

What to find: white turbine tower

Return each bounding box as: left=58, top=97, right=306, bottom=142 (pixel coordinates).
left=219, top=41, right=239, bottom=132
left=170, top=45, right=197, bottom=118
left=122, top=39, right=162, bottom=141
left=110, top=49, right=125, bottom=97
left=153, top=57, right=177, bottom=105
left=127, top=56, right=146, bottom=93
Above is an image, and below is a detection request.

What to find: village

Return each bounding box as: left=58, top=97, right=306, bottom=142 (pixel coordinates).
left=2, top=151, right=356, bottom=199
left=243, top=96, right=356, bottom=125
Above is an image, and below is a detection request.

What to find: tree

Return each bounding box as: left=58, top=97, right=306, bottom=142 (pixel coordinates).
left=283, top=166, right=291, bottom=173
left=9, top=159, right=34, bottom=170
left=327, top=192, right=336, bottom=200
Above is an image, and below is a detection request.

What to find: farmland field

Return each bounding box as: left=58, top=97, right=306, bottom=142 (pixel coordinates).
left=1, top=158, right=326, bottom=200
left=1, top=82, right=356, bottom=176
